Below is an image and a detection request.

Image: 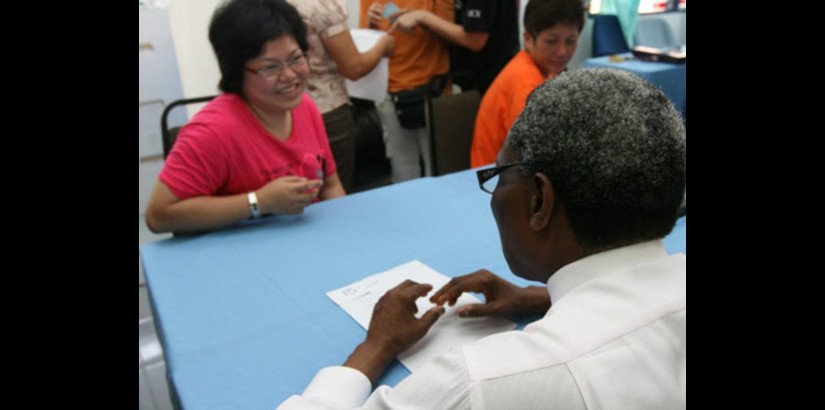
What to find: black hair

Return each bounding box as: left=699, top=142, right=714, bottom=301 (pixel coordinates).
left=524, top=0, right=585, bottom=36
left=209, top=0, right=308, bottom=94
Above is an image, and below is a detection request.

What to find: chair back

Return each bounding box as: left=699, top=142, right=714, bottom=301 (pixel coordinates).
left=592, top=15, right=630, bottom=57
left=634, top=18, right=678, bottom=50
left=425, top=72, right=481, bottom=176
left=160, top=95, right=216, bottom=158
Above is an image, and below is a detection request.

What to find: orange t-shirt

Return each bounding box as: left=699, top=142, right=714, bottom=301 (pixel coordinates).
left=470, top=51, right=546, bottom=167
left=359, top=0, right=453, bottom=92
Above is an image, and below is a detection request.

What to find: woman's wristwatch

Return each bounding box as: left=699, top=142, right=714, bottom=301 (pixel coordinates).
left=247, top=192, right=261, bottom=219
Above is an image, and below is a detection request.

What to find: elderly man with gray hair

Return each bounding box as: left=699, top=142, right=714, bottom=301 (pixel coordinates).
left=279, top=68, right=686, bottom=410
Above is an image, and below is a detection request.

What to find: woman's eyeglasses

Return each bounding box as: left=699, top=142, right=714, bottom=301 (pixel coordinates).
left=245, top=52, right=308, bottom=79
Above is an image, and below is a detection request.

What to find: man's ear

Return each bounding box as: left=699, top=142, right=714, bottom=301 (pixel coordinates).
left=530, top=173, right=554, bottom=232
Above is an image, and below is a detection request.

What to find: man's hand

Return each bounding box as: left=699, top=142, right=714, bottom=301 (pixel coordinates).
left=366, top=280, right=444, bottom=356
left=431, top=269, right=552, bottom=320
left=344, top=280, right=444, bottom=383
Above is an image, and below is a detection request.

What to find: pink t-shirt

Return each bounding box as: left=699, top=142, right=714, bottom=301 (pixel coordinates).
left=160, top=93, right=337, bottom=200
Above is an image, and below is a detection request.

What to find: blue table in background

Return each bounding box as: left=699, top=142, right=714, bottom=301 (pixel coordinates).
left=140, top=169, right=687, bottom=410
left=583, top=53, right=686, bottom=115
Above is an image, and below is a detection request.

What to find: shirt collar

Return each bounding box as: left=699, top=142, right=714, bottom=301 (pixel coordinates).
left=546, top=240, right=668, bottom=303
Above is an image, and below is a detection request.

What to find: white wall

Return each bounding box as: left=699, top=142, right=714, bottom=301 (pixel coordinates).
left=139, top=9, right=186, bottom=160
left=139, top=8, right=187, bottom=216
left=347, top=0, right=360, bottom=30
left=168, top=0, right=223, bottom=117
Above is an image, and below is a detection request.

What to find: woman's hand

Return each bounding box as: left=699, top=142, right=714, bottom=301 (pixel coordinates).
left=257, top=176, right=322, bottom=215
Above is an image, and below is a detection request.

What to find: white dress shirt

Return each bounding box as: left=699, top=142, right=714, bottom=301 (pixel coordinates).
left=279, top=240, right=686, bottom=409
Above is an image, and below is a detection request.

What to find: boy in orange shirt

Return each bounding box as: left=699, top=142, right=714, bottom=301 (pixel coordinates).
left=470, top=0, right=584, bottom=168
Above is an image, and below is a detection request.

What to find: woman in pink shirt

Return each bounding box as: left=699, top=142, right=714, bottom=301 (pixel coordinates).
left=146, top=0, right=345, bottom=234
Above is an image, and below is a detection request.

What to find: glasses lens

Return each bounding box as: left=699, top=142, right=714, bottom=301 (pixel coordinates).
left=290, top=54, right=306, bottom=67
left=261, top=54, right=305, bottom=78
left=482, top=172, right=500, bottom=193
left=261, top=64, right=283, bottom=78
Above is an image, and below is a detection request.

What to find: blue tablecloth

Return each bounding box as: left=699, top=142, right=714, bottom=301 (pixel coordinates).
left=140, top=169, right=686, bottom=409
left=583, top=53, right=686, bottom=115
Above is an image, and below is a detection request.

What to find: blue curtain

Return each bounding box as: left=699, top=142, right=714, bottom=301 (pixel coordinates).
left=599, top=0, right=642, bottom=47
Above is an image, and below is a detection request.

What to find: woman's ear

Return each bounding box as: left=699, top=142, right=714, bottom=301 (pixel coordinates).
left=529, top=173, right=554, bottom=232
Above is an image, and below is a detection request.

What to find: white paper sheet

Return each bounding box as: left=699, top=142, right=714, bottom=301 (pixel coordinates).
left=345, top=29, right=389, bottom=102
left=327, top=260, right=516, bottom=372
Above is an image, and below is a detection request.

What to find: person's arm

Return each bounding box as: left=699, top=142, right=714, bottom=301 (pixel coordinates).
left=279, top=281, right=473, bottom=409
left=320, top=172, right=346, bottom=199
left=391, top=10, right=489, bottom=51
left=278, top=349, right=469, bottom=410
left=345, top=280, right=444, bottom=384
left=431, top=269, right=552, bottom=319
left=322, top=31, right=395, bottom=81
left=145, top=177, right=323, bottom=234
left=145, top=180, right=256, bottom=233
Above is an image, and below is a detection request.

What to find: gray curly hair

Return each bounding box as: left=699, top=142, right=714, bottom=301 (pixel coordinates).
left=507, top=68, right=686, bottom=250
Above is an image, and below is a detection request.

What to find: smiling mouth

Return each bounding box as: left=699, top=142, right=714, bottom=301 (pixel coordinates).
left=277, top=82, right=301, bottom=95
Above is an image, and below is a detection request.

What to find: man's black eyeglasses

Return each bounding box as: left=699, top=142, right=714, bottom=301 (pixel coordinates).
left=476, top=162, right=529, bottom=194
